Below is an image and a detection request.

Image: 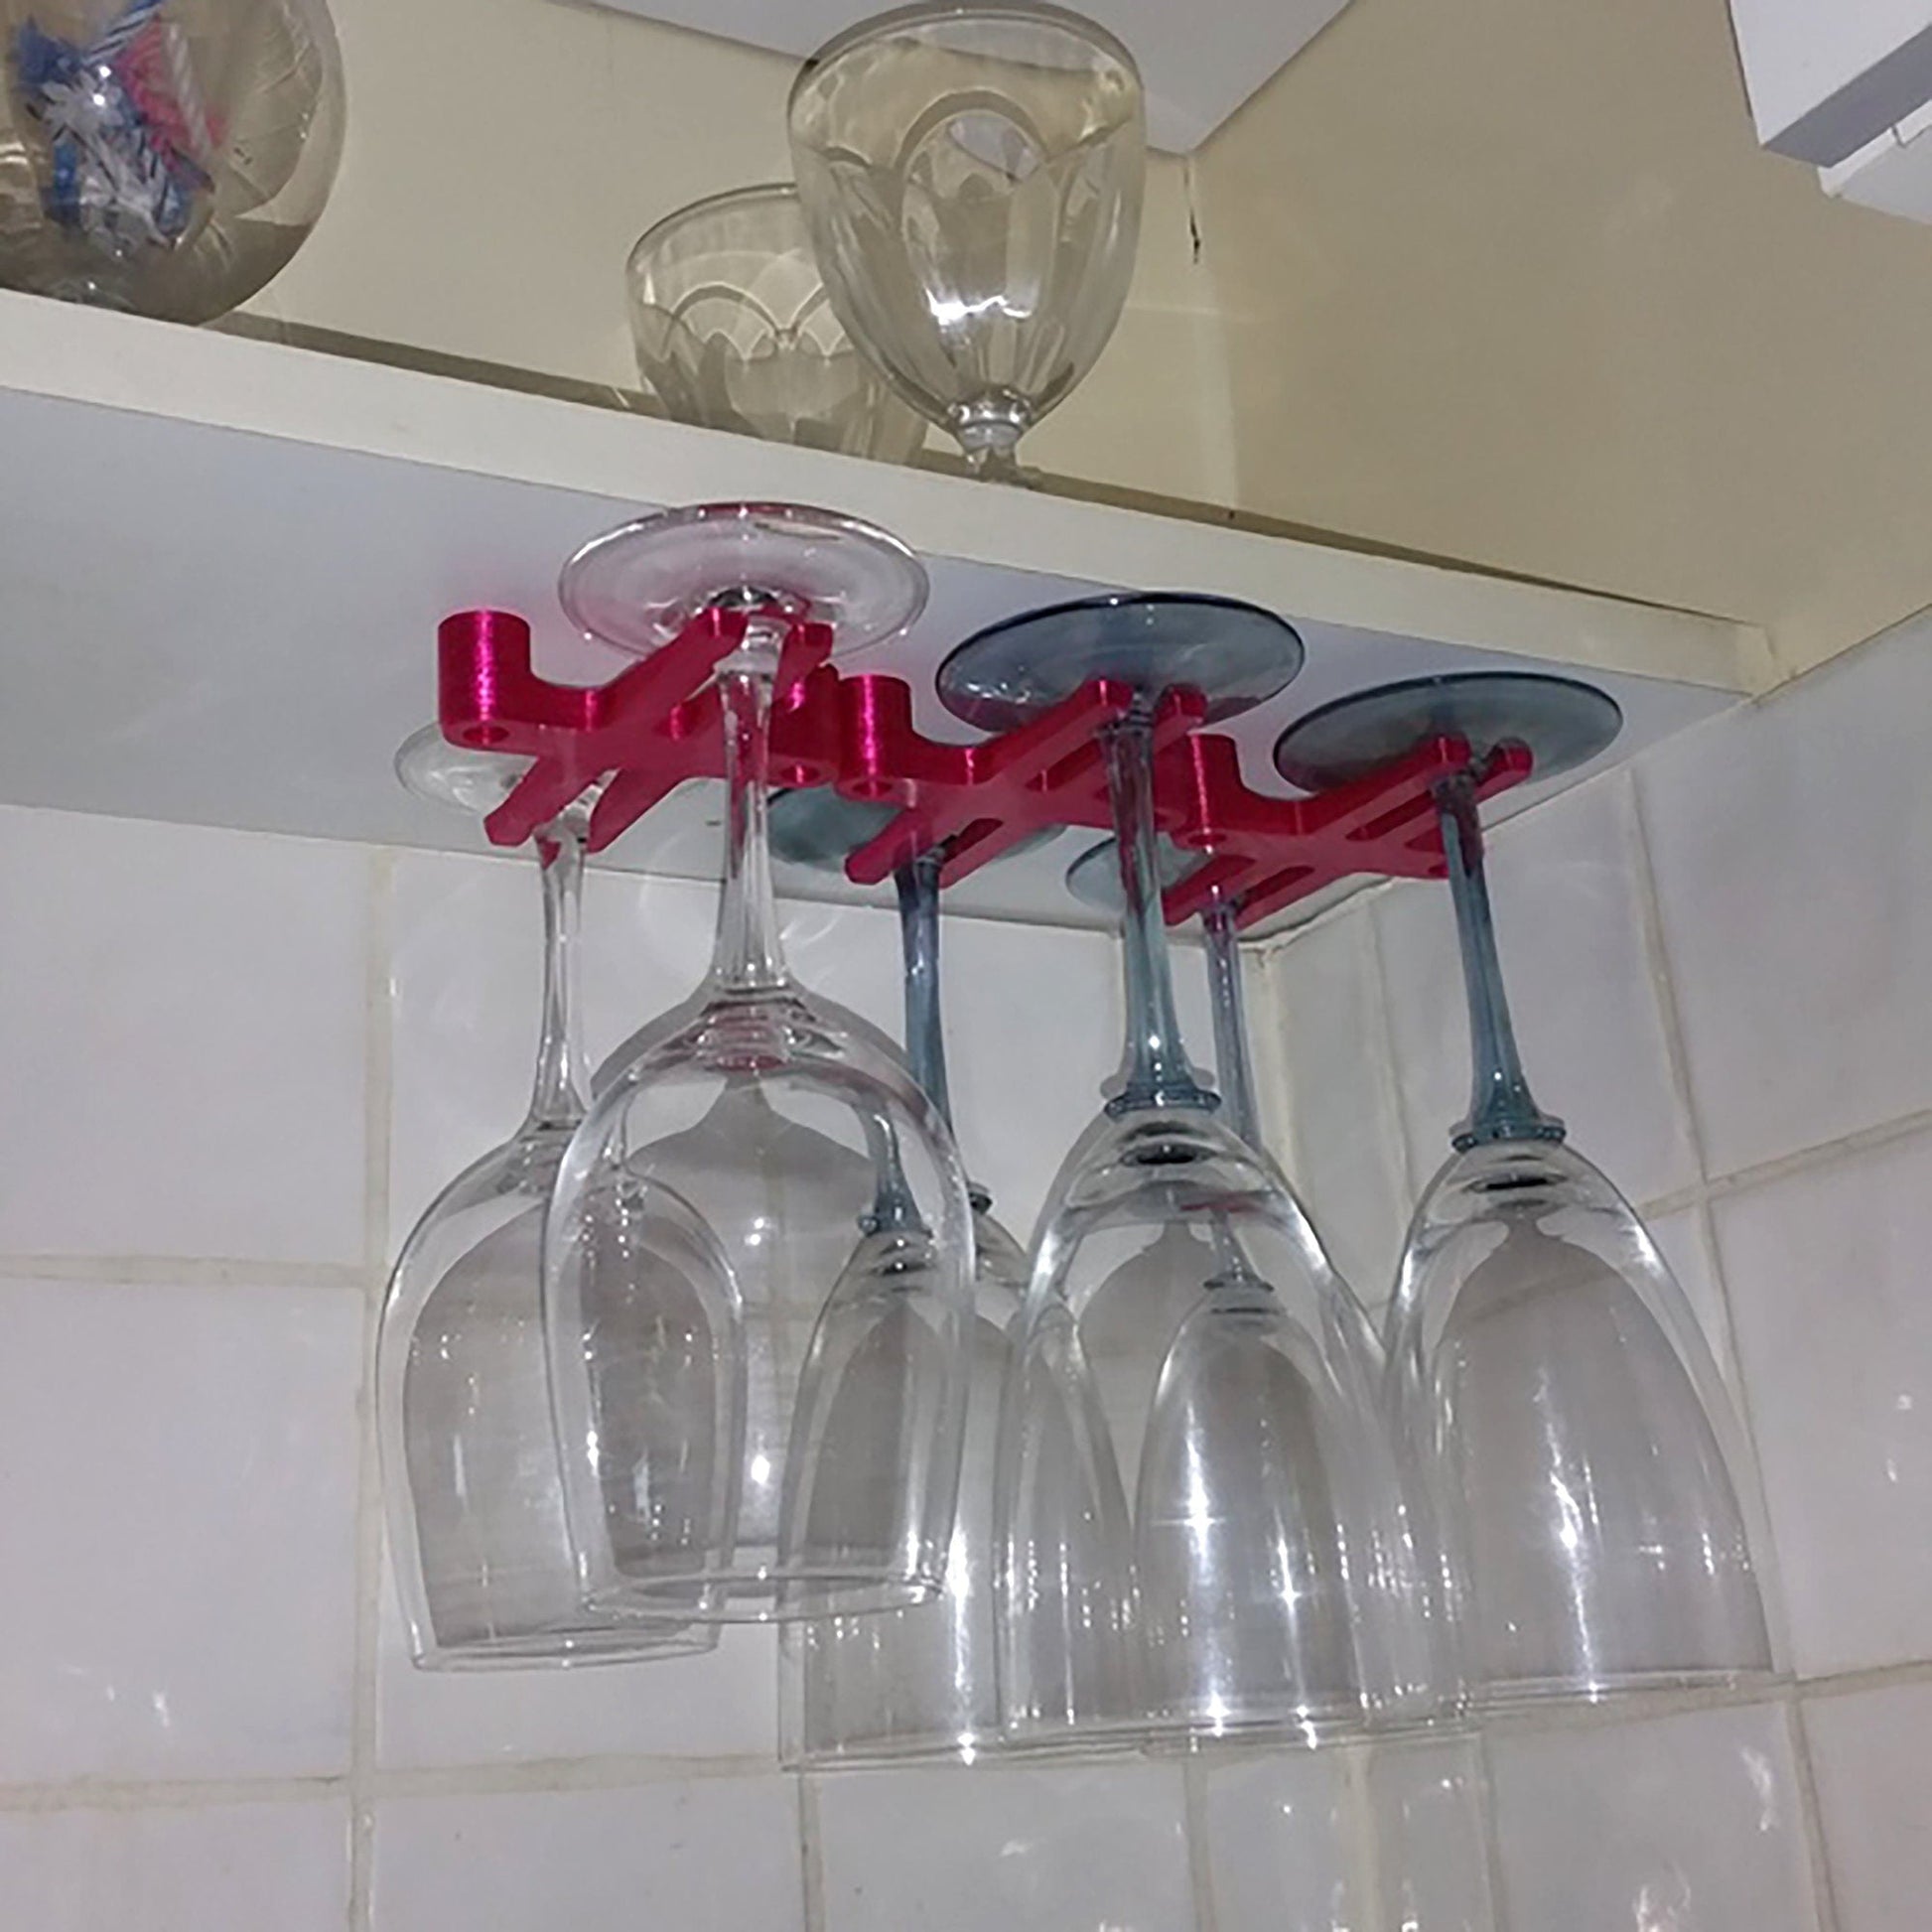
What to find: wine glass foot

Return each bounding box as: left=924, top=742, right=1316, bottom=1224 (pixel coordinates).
left=768, top=787, right=1060, bottom=873
left=1272, top=670, right=1621, bottom=793
left=559, top=502, right=927, bottom=661
left=935, top=592, right=1305, bottom=735
left=394, top=725, right=532, bottom=818
left=1063, top=834, right=1200, bottom=913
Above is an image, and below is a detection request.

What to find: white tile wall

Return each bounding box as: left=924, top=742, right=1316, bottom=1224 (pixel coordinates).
left=0, top=811, right=368, bottom=1265
left=369, top=1778, right=804, bottom=1932
left=0, top=1278, right=362, bottom=1782
left=1486, top=1704, right=1819, bottom=1932
left=1803, top=1682, right=1932, bottom=1932
left=815, top=1761, right=1192, bottom=1932
left=16, top=599, right=1932, bottom=1931
left=1197, top=1751, right=1358, bottom=1932
left=0, top=1798, right=350, bottom=1931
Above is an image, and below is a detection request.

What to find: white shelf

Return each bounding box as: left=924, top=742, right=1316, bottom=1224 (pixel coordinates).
left=0, top=293, right=1764, bottom=933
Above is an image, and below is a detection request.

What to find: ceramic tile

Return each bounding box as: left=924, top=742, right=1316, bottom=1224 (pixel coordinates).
left=1713, top=1132, right=1932, bottom=1674
left=816, top=1760, right=1191, bottom=1932
left=370, top=1779, right=803, bottom=1932
left=1363, top=1735, right=1498, bottom=1932
left=1488, top=1703, right=1818, bottom=1932
left=1198, top=1750, right=1359, bottom=1932
left=1261, top=905, right=1411, bottom=1306
left=1639, top=621, right=1932, bottom=1177
left=1803, top=1682, right=1932, bottom=1932
left=1375, top=771, right=1698, bottom=1214
left=388, top=847, right=1129, bottom=1255
left=375, top=1552, right=776, bottom=1767
left=0, top=1280, right=361, bottom=1781
left=0, top=809, right=366, bottom=1263
left=0, top=1799, right=349, bottom=1931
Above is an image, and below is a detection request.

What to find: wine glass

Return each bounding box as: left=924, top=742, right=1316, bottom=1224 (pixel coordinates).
left=766, top=786, right=1034, bottom=1765
left=941, top=592, right=1401, bottom=1749
left=627, top=184, right=926, bottom=462
left=546, top=502, right=976, bottom=1623
left=1276, top=671, right=1779, bottom=1710
left=0, top=0, right=345, bottom=320
left=377, top=730, right=719, bottom=1667
left=788, top=1, right=1146, bottom=482
left=1064, top=830, right=1454, bottom=1733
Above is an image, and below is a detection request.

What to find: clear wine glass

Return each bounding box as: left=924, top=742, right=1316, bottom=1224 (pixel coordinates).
left=1276, top=671, right=1780, bottom=1710
left=545, top=502, right=976, bottom=1623
left=766, top=786, right=1034, bottom=1765
left=1064, top=830, right=1454, bottom=1733
left=377, top=729, right=718, bottom=1667
left=941, top=592, right=1399, bottom=1749
left=788, top=1, right=1146, bottom=482
left=627, top=184, right=926, bottom=462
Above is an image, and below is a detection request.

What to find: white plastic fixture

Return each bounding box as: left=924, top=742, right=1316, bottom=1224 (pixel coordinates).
left=1727, top=0, right=1932, bottom=165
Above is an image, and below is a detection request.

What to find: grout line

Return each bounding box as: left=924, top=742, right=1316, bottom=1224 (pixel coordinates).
left=1783, top=1697, right=1844, bottom=1932
left=0, top=1774, right=350, bottom=1814
left=348, top=848, right=396, bottom=1932
left=1792, top=1656, right=1932, bottom=1702
left=797, top=1773, right=827, bottom=1932
left=1336, top=1744, right=1385, bottom=1932
left=1625, top=770, right=1712, bottom=1189
left=0, top=1256, right=365, bottom=1288
left=367, top=1754, right=785, bottom=1801
left=1361, top=898, right=1423, bottom=1216
left=1471, top=1727, right=1516, bottom=1932
left=1179, top=1756, right=1220, bottom=1932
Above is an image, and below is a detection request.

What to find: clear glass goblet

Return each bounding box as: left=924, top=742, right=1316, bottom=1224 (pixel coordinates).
left=1276, top=671, right=1780, bottom=1710
left=942, top=592, right=1403, bottom=1749
left=377, top=730, right=718, bottom=1668
left=546, top=502, right=976, bottom=1623
left=627, top=183, right=926, bottom=462
left=766, top=786, right=1033, bottom=1765
left=788, top=1, right=1146, bottom=482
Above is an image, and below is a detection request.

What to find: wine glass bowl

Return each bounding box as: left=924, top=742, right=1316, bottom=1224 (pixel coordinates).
left=788, top=0, right=1146, bottom=480
left=1276, top=670, right=1779, bottom=1711
left=0, top=0, right=345, bottom=320
left=626, top=184, right=925, bottom=462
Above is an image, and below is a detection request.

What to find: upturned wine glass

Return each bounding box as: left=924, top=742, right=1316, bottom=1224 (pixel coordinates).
left=1064, top=829, right=1453, bottom=1733
left=627, top=184, right=925, bottom=462
left=377, top=730, right=718, bottom=1667
left=766, top=786, right=1034, bottom=1764
left=545, top=502, right=976, bottom=1623
left=941, top=593, right=1403, bottom=1749
left=1276, top=671, right=1779, bottom=1710
left=788, top=1, right=1146, bottom=482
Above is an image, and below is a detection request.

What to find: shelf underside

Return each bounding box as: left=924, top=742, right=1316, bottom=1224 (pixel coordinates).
left=0, top=295, right=1750, bottom=934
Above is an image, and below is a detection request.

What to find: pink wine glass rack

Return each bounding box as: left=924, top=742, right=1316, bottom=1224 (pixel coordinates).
left=437, top=608, right=1533, bottom=934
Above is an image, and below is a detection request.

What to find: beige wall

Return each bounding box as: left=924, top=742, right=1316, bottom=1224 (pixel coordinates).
left=1197, top=0, right=1932, bottom=678
left=253, top=0, right=1238, bottom=505
left=257, top=0, right=1932, bottom=678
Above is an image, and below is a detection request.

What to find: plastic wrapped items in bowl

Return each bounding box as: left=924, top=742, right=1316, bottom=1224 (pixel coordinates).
left=0, top=0, right=345, bottom=321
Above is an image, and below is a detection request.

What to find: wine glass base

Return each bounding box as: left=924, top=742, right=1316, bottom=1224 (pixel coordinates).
left=1272, top=670, right=1621, bottom=792
left=1062, top=834, right=1200, bottom=913
left=560, top=502, right=927, bottom=660
left=936, top=592, right=1304, bottom=735
left=394, top=724, right=531, bottom=817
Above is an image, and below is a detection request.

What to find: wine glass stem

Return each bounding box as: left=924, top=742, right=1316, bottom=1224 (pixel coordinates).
left=710, top=622, right=793, bottom=995
left=1105, top=711, right=1215, bottom=1115
left=526, top=815, right=590, bottom=1131
left=1202, top=901, right=1260, bottom=1148
left=1436, top=773, right=1564, bottom=1148
left=896, top=852, right=953, bottom=1129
